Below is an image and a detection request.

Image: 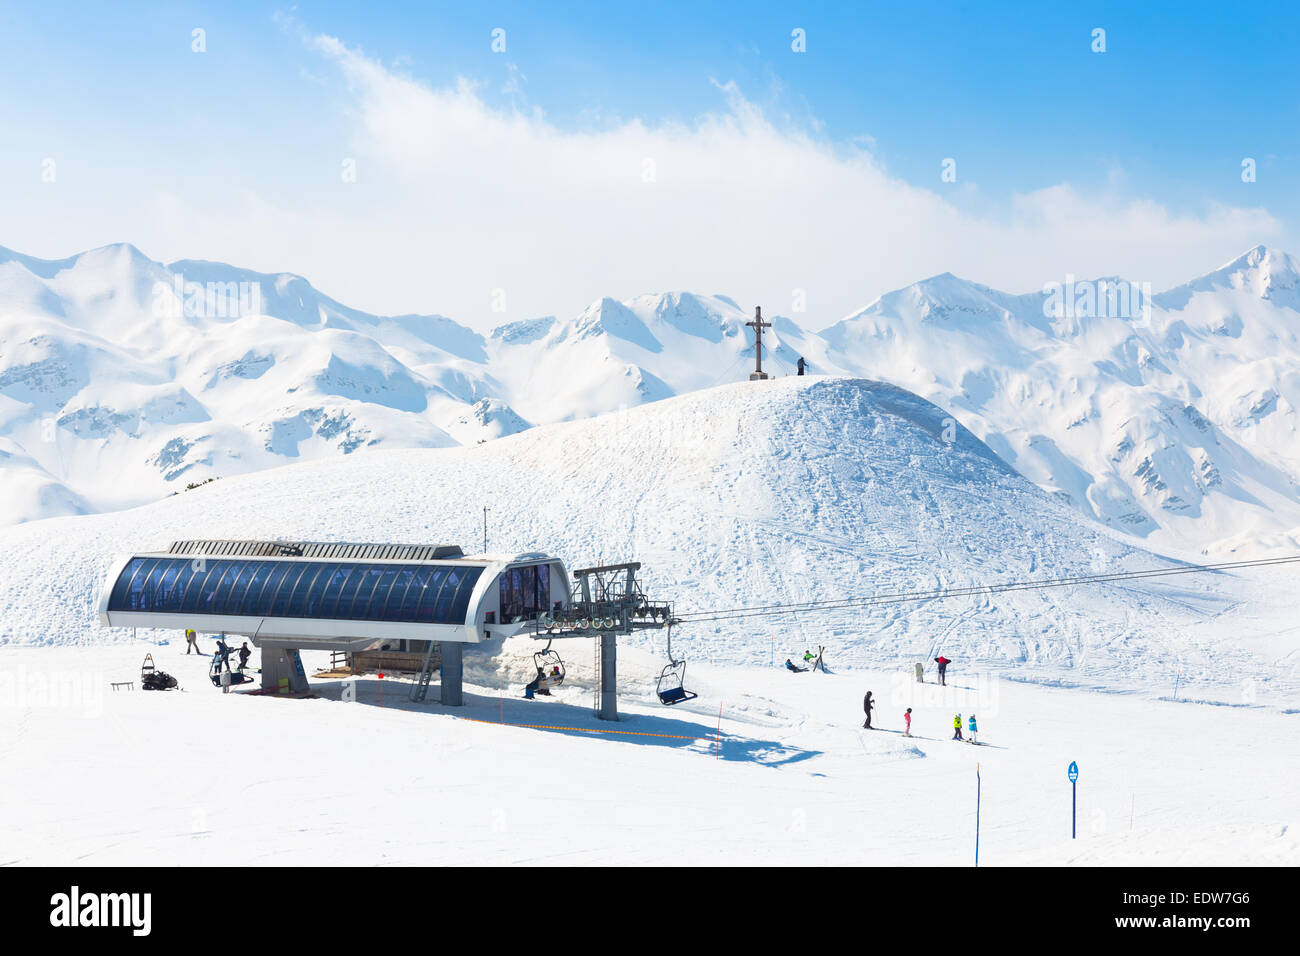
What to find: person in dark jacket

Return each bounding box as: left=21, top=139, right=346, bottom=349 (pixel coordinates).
left=935, top=655, right=951, bottom=686
left=862, top=691, right=875, bottom=729
left=237, top=642, right=251, bottom=672
left=785, top=658, right=806, bottom=673
left=797, top=357, right=806, bottom=376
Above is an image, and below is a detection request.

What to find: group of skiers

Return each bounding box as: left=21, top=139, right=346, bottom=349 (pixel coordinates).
left=784, top=649, right=821, bottom=672
left=953, top=712, right=977, bottom=743
left=195, top=634, right=248, bottom=671
left=524, top=665, right=563, bottom=699
left=862, top=693, right=979, bottom=743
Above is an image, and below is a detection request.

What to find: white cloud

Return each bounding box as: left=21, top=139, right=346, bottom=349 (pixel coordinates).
left=291, top=33, right=1279, bottom=329
left=19, top=25, right=1271, bottom=333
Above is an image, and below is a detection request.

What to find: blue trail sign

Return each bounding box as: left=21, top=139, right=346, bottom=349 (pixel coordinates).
left=1068, top=762, right=1079, bottom=838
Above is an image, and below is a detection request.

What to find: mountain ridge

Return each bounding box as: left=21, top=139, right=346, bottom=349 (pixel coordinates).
left=2, top=240, right=1299, bottom=556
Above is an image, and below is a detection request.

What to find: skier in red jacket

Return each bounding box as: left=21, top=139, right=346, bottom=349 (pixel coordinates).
left=935, top=655, right=951, bottom=686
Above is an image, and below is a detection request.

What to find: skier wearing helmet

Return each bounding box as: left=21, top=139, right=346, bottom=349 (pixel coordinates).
left=953, top=713, right=963, bottom=741
left=968, top=714, right=978, bottom=744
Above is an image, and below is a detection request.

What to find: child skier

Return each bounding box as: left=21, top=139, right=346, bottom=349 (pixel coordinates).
left=952, top=713, right=963, bottom=741
left=968, top=713, right=978, bottom=744
left=862, top=691, right=875, bottom=729
left=903, top=707, right=912, bottom=736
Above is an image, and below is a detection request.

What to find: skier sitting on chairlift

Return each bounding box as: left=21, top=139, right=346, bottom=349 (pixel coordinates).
left=524, top=667, right=554, bottom=700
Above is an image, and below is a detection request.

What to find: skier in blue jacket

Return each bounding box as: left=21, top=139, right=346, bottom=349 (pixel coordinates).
left=968, top=714, right=978, bottom=744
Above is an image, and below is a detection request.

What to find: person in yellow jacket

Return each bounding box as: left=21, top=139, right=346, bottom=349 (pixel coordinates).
left=952, top=713, right=964, bottom=741
left=185, top=628, right=201, bottom=655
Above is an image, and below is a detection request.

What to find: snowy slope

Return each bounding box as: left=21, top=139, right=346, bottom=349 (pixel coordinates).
left=0, top=377, right=1293, bottom=698
left=1, top=642, right=1296, bottom=866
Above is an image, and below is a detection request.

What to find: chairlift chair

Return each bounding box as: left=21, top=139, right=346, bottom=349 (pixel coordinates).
left=209, top=652, right=254, bottom=688
left=656, top=620, right=697, bottom=706
left=532, top=637, right=566, bottom=690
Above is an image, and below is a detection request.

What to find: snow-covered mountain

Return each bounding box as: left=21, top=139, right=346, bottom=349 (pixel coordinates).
left=3, top=241, right=1300, bottom=557
left=824, top=245, right=1300, bottom=557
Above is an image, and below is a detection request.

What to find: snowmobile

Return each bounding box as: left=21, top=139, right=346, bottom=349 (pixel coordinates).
left=140, top=653, right=179, bottom=691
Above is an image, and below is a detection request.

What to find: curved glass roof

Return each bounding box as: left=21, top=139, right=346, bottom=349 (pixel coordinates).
left=107, top=557, right=484, bottom=626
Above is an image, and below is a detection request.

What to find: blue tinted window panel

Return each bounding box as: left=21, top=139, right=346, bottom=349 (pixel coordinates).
left=315, top=566, right=354, bottom=618
left=179, top=560, right=219, bottom=613
left=287, top=563, right=328, bottom=617
left=133, top=559, right=169, bottom=610
left=236, top=563, right=275, bottom=616
left=383, top=568, right=417, bottom=621
left=161, top=561, right=198, bottom=612
left=303, top=564, right=340, bottom=616
left=128, top=558, right=162, bottom=610
left=415, top=567, right=449, bottom=620
left=203, top=562, right=245, bottom=615
left=449, top=568, right=482, bottom=623
left=157, top=561, right=185, bottom=611
left=364, top=567, right=400, bottom=620
left=330, top=565, right=366, bottom=618
left=178, top=559, right=213, bottom=611
left=250, top=563, right=292, bottom=618
left=398, top=567, right=433, bottom=619
left=218, top=561, right=259, bottom=615
left=109, top=558, right=146, bottom=610
left=270, top=563, right=313, bottom=617
left=434, top=569, right=465, bottom=623
left=190, top=560, right=222, bottom=614
left=346, top=566, right=384, bottom=620
left=110, top=558, right=145, bottom=610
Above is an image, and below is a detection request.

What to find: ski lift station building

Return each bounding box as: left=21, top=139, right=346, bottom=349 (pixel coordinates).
left=98, top=539, right=571, bottom=704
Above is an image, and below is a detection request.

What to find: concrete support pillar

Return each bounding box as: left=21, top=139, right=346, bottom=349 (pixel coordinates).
left=598, top=631, right=618, bottom=721
left=261, top=647, right=309, bottom=695
left=440, top=640, right=463, bottom=707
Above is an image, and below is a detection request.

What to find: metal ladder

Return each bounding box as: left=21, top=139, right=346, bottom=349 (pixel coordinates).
left=410, top=641, right=439, bottom=703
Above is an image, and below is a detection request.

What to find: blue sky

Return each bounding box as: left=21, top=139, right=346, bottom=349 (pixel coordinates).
left=1, top=1, right=1296, bottom=327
